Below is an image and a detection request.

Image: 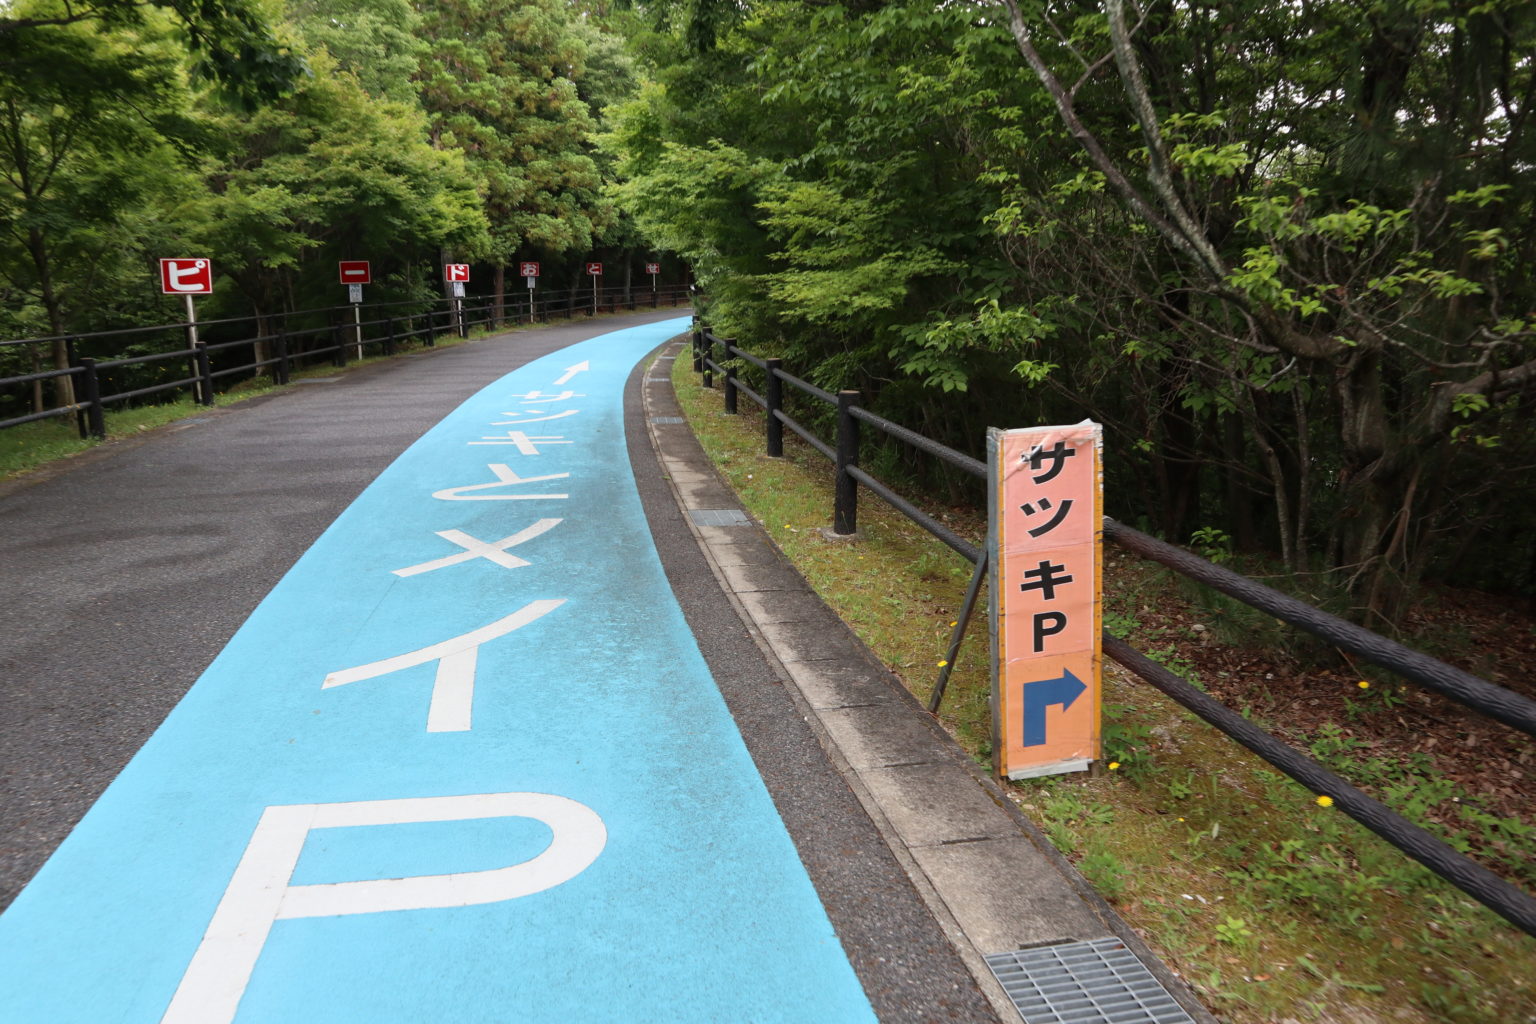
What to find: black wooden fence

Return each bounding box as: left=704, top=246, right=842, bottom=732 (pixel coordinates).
left=692, top=322, right=1536, bottom=938
left=1, top=284, right=691, bottom=439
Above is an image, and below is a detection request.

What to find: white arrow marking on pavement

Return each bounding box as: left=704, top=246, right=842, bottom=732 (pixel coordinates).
left=552, top=361, right=589, bottom=386
left=391, top=519, right=562, bottom=577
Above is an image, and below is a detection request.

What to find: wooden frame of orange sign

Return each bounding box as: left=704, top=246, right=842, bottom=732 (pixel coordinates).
left=988, top=423, right=1103, bottom=780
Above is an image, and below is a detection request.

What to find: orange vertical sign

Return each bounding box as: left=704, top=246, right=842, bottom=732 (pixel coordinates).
left=989, top=423, right=1103, bottom=779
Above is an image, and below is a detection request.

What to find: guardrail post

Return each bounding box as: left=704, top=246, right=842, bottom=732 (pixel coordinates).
left=383, top=316, right=396, bottom=356
left=331, top=316, right=347, bottom=367
left=76, top=357, right=105, bottom=439
left=691, top=322, right=702, bottom=374
left=702, top=333, right=713, bottom=389
left=275, top=332, right=290, bottom=385
left=834, top=389, right=861, bottom=535
left=194, top=342, right=215, bottom=405
left=426, top=309, right=437, bottom=348
left=765, top=358, right=784, bottom=457
left=723, top=338, right=738, bottom=414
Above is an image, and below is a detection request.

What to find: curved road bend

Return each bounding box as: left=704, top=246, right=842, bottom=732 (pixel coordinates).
left=0, top=313, right=998, bottom=1022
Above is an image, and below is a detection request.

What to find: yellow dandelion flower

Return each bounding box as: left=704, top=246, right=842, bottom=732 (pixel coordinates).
left=949, top=621, right=958, bottom=628
left=937, top=660, right=949, bottom=668
left=1316, top=795, right=1334, bottom=808
left=1108, top=762, right=1121, bottom=771
left=1357, top=680, right=1371, bottom=689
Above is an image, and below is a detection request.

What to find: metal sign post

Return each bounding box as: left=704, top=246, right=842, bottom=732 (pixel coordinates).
left=444, top=264, right=469, bottom=337
left=586, top=262, right=602, bottom=315
left=340, top=262, right=370, bottom=359
left=989, top=421, right=1104, bottom=780
left=521, top=262, right=539, bottom=323
left=645, top=262, right=660, bottom=306
left=160, top=259, right=213, bottom=403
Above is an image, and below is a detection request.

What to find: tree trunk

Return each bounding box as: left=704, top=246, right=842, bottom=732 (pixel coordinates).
left=493, top=264, right=506, bottom=325
left=1221, top=414, right=1256, bottom=552
left=29, top=225, right=75, bottom=409
left=253, top=310, right=270, bottom=377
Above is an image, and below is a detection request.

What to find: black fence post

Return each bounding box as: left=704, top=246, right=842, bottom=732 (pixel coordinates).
left=331, top=316, right=347, bottom=367
left=765, top=357, right=784, bottom=457
left=76, top=357, right=105, bottom=439
left=194, top=342, right=215, bottom=405
left=723, top=338, right=738, bottom=414
left=275, top=332, right=291, bottom=385
left=691, top=322, right=702, bottom=373
left=702, top=332, right=713, bottom=389
left=426, top=308, right=437, bottom=348
left=383, top=316, right=396, bottom=357
left=834, top=389, right=861, bottom=535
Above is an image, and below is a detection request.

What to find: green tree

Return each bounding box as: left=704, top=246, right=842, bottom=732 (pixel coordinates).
left=609, top=0, right=1536, bottom=617
left=0, top=11, right=198, bottom=407
left=0, top=0, right=303, bottom=104
left=190, top=49, right=488, bottom=327
left=416, top=0, right=618, bottom=309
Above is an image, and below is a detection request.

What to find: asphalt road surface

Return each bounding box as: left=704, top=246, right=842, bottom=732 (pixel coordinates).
left=0, top=313, right=998, bottom=1023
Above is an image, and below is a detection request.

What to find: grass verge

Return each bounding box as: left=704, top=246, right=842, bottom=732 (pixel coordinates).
left=671, top=352, right=1536, bottom=1024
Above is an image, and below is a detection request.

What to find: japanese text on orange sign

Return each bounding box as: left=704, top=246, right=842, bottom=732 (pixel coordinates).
left=993, top=423, right=1102, bottom=780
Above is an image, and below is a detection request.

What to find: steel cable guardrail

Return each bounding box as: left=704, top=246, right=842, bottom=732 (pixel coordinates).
left=1, top=285, right=692, bottom=439
left=690, top=321, right=1536, bottom=937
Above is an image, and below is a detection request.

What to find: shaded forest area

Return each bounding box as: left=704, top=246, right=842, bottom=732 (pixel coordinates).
left=611, top=0, right=1536, bottom=628
left=8, top=0, right=1536, bottom=627
left=1, top=0, right=648, bottom=407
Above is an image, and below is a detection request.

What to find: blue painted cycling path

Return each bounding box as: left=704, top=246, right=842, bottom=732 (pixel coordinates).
left=0, top=318, right=879, bottom=1022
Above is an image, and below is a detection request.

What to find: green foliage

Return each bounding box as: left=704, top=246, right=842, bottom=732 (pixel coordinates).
left=605, top=0, right=1536, bottom=615
left=0, top=0, right=636, bottom=403
left=0, top=0, right=305, bottom=105
left=416, top=0, right=614, bottom=269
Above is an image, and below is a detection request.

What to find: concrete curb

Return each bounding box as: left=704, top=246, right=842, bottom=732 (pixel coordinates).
left=641, top=338, right=1218, bottom=1024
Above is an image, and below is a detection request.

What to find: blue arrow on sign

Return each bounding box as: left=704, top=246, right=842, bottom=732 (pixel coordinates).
left=1022, top=668, right=1087, bottom=746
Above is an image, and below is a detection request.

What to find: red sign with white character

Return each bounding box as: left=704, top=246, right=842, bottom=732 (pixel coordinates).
left=159, top=258, right=213, bottom=295
left=586, top=263, right=603, bottom=276
left=645, top=263, right=660, bottom=276
left=520, top=262, right=540, bottom=278
left=339, top=261, right=371, bottom=284
left=444, top=264, right=470, bottom=282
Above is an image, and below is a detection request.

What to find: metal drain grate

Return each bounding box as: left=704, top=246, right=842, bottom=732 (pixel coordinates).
left=647, top=377, right=671, bottom=382
left=651, top=417, right=685, bottom=424
left=985, top=938, right=1195, bottom=1024
left=688, top=509, right=751, bottom=527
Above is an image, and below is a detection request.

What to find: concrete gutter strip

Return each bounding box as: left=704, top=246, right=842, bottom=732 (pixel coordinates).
left=642, top=339, right=1217, bottom=1024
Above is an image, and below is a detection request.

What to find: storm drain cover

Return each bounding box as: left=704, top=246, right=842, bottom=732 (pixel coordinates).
left=647, top=377, right=671, bottom=382
left=651, top=417, right=685, bottom=424
left=985, top=938, right=1195, bottom=1024
left=688, top=509, right=751, bottom=527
